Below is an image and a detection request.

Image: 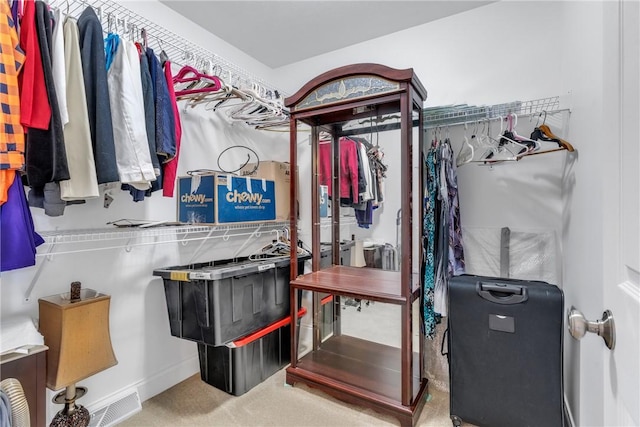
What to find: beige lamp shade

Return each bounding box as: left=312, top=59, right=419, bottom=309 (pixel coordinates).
left=38, top=290, right=118, bottom=391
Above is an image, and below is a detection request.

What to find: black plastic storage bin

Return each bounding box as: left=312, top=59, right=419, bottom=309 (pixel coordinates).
left=154, top=256, right=300, bottom=346
left=319, top=240, right=355, bottom=268
left=198, top=307, right=306, bottom=396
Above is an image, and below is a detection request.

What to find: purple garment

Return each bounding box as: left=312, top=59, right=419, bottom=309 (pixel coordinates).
left=1, top=173, right=44, bottom=272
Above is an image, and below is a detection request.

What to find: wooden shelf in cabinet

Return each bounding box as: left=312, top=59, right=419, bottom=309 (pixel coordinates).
left=291, top=266, right=405, bottom=304
left=286, top=335, right=427, bottom=425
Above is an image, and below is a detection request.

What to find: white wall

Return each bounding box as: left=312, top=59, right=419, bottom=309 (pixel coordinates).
left=274, top=1, right=565, bottom=107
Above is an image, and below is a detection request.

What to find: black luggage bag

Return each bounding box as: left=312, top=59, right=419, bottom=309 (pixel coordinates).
left=448, top=275, right=565, bottom=427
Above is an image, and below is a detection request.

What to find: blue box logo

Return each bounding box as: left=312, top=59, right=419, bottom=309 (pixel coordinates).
left=178, top=175, right=215, bottom=224
left=217, top=175, right=276, bottom=223
left=319, top=185, right=328, bottom=217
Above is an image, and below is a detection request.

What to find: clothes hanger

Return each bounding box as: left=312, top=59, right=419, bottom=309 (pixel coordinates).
left=530, top=111, right=575, bottom=152
left=498, top=114, right=537, bottom=155
left=173, top=66, right=223, bottom=97
left=539, top=124, right=575, bottom=152
left=456, top=122, right=474, bottom=166
left=538, top=123, right=575, bottom=152
left=506, top=113, right=539, bottom=151
left=196, top=69, right=251, bottom=110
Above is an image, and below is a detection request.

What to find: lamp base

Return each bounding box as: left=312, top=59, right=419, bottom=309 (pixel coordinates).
left=49, top=385, right=90, bottom=427
left=50, top=405, right=90, bottom=427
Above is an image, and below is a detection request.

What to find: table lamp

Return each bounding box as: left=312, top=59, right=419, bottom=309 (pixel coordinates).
left=38, top=283, right=117, bottom=427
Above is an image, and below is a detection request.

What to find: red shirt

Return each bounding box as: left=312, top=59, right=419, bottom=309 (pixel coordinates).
left=18, top=0, right=50, bottom=130
left=318, top=137, right=359, bottom=204
left=162, top=61, right=182, bottom=197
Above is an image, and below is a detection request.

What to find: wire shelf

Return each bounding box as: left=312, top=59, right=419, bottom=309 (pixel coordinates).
left=48, top=0, right=284, bottom=98
left=424, top=96, right=561, bottom=128
left=38, top=222, right=290, bottom=245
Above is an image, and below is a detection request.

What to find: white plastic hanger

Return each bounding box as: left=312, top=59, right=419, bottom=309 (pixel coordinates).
left=456, top=122, right=474, bottom=166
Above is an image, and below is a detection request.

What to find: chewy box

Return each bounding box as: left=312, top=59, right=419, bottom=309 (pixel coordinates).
left=198, top=307, right=306, bottom=396
left=153, top=256, right=294, bottom=346
left=216, top=174, right=276, bottom=223
left=177, top=175, right=216, bottom=224
left=238, top=161, right=298, bottom=221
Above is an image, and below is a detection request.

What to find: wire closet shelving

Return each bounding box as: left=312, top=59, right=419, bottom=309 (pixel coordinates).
left=48, top=0, right=284, bottom=97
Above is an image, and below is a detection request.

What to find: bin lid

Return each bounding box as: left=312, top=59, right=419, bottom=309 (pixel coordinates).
left=153, top=256, right=292, bottom=281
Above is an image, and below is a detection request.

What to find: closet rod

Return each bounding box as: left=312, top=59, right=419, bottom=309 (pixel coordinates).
left=48, top=0, right=283, bottom=98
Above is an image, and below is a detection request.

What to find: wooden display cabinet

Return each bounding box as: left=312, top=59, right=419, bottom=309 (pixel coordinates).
left=286, top=64, right=428, bottom=426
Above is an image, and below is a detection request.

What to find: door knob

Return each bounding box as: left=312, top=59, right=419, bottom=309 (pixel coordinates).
left=568, top=306, right=616, bottom=350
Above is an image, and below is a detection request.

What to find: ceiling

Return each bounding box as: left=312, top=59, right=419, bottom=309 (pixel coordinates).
left=159, top=1, right=493, bottom=68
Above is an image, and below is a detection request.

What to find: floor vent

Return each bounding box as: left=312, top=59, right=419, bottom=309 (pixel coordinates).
left=88, top=389, right=142, bottom=427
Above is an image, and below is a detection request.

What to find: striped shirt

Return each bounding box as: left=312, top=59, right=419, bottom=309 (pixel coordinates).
left=0, top=0, right=26, bottom=170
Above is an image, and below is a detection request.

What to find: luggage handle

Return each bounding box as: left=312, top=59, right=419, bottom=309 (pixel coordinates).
left=476, top=281, right=528, bottom=305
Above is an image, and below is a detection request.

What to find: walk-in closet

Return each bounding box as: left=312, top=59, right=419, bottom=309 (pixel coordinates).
left=1, top=1, right=637, bottom=427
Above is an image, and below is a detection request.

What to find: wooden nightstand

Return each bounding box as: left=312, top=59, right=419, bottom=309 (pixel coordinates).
left=0, top=344, right=48, bottom=427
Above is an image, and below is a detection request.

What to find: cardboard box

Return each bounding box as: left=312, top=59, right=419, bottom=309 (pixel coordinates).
left=178, top=175, right=216, bottom=224
left=238, top=161, right=297, bottom=221
left=216, top=174, right=276, bottom=223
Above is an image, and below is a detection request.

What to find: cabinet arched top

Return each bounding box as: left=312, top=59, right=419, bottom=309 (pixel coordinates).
left=285, top=63, right=427, bottom=112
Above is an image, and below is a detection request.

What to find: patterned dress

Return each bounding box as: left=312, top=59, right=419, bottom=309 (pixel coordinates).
left=423, top=148, right=437, bottom=338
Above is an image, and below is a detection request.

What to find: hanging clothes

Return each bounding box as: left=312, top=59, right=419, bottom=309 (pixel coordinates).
left=25, top=0, right=69, bottom=217
left=371, top=147, right=386, bottom=203
left=121, top=43, right=162, bottom=202
left=104, top=33, right=119, bottom=71
left=59, top=16, right=99, bottom=201
left=107, top=38, right=155, bottom=190
left=51, top=8, right=68, bottom=126
left=433, top=141, right=451, bottom=316
left=0, top=0, right=26, bottom=203
left=9, top=0, right=19, bottom=31
left=18, top=0, right=50, bottom=130
left=1, top=172, right=44, bottom=272
left=138, top=47, right=160, bottom=179
left=426, top=138, right=466, bottom=319
left=318, top=140, right=332, bottom=193
left=162, top=59, right=182, bottom=197
left=77, top=6, right=118, bottom=184
left=357, top=141, right=374, bottom=202
left=447, top=143, right=465, bottom=277
left=318, top=137, right=360, bottom=205
left=146, top=47, right=176, bottom=163
left=422, top=148, right=437, bottom=339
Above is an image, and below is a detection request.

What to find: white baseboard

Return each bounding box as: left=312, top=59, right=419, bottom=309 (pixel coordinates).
left=136, top=355, right=200, bottom=402
left=86, top=354, right=199, bottom=413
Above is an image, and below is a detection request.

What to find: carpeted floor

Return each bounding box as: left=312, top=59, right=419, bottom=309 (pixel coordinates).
left=120, top=298, right=470, bottom=426
left=119, top=368, right=466, bottom=427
